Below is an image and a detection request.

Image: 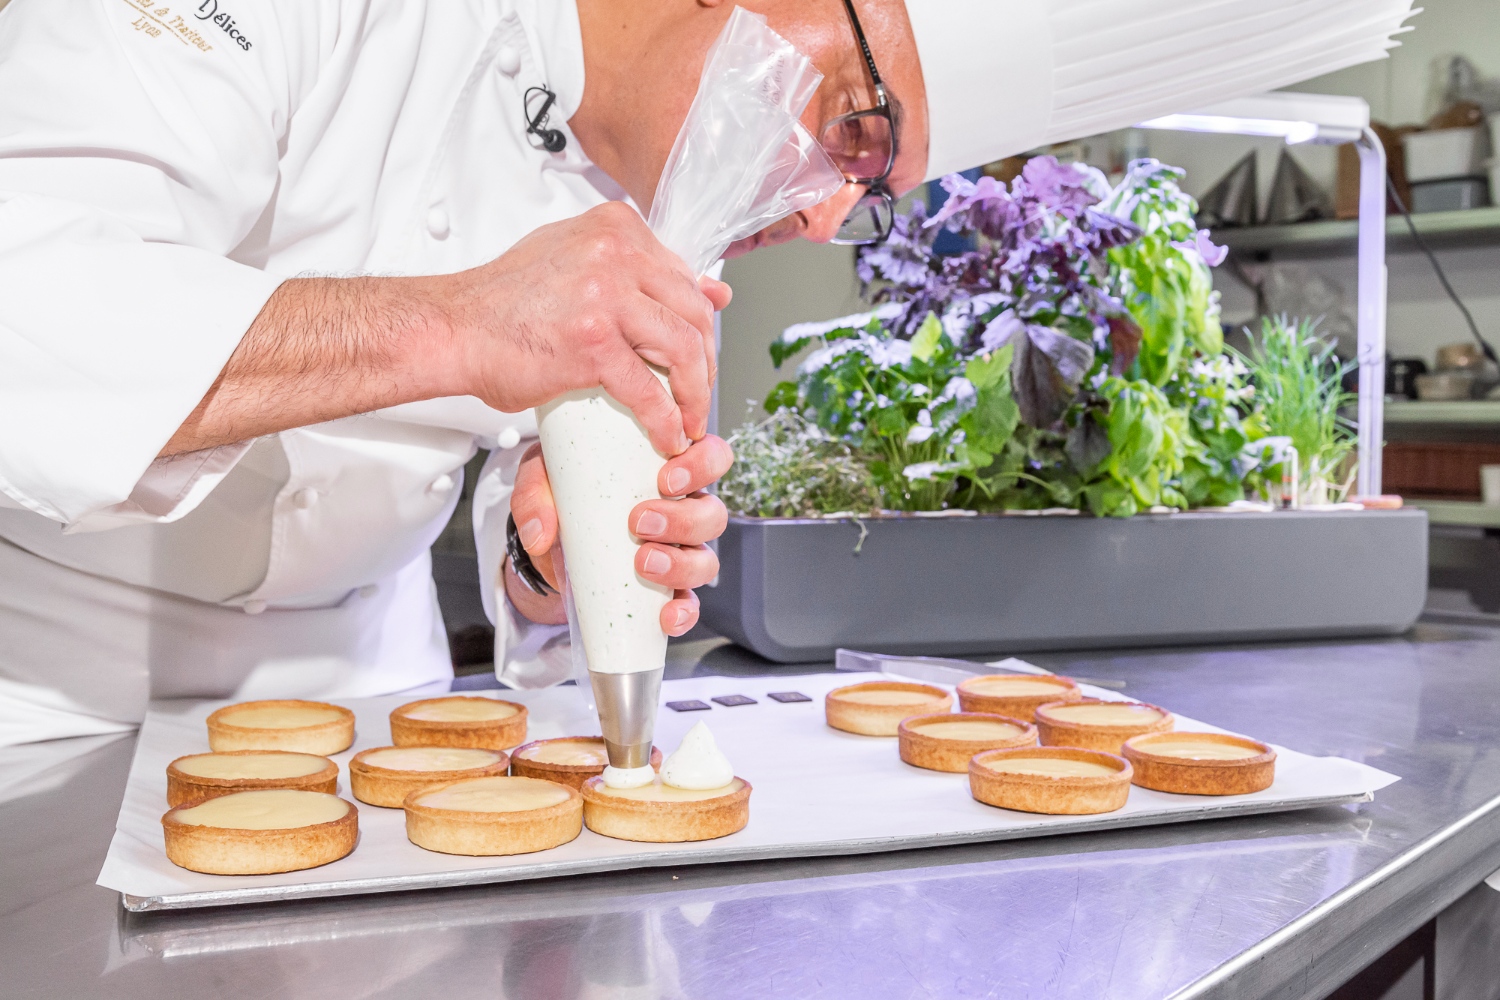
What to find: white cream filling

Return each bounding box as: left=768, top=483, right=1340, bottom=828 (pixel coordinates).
left=602, top=764, right=656, bottom=789
left=659, top=721, right=735, bottom=790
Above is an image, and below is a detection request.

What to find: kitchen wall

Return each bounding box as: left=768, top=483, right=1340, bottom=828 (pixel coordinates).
left=716, top=0, right=1500, bottom=423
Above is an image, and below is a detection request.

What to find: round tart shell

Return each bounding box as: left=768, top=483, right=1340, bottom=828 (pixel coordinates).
left=389, top=698, right=528, bottom=750
left=166, top=752, right=338, bottom=807
left=161, top=793, right=358, bottom=875
left=580, top=777, right=752, bottom=843
left=1122, top=732, right=1276, bottom=796
left=1034, top=698, right=1174, bottom=753
left=898, top=712, right=1037, bottom=772
left=509, top=738, right=663, bottom=790
left=955, top=674, right=1083, bottom=721
left=205, top=700, right=355, bottom=755
left=969, top=747, right=1132, bottom=815
left=348, top=747, right=511, bottom=807
left=825, top=682, right=953, bottom=736
left=403, top=777, right=581, bottom=856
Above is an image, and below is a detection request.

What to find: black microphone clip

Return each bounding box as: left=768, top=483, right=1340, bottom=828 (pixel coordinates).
left=524, top=86, right=567, bottom=154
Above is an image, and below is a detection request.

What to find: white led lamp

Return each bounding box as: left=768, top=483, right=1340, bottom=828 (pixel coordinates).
left=1140, top=92, right=1386, bottom=497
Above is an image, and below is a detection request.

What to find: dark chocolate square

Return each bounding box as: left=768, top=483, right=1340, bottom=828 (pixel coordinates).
left=665, top=699, right=711, bottom=712
left=710, top=694, right=757, bottom=707
left=767, top=691, right=812, bottom=703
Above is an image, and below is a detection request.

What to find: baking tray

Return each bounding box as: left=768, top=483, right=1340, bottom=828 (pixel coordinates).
left=99, top=670, right=1397, bottom=912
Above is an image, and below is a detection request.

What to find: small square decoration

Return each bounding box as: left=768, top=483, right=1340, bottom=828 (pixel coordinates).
left=665, top=700, right=711, bottom=712
left=767, top=691, right=812, bottom=703
left=710, top=694, right=757, bottom=707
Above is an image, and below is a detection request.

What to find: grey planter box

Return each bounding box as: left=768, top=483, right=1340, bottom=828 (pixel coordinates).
left=699, top=509, right=1429, bottom=663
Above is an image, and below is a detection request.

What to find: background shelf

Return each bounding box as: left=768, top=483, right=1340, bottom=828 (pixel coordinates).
left=1218, top=207, right=1500, bottom=259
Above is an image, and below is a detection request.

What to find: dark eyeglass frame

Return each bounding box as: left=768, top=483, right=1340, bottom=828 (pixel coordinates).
left=826, top=0, right=898, bottom=245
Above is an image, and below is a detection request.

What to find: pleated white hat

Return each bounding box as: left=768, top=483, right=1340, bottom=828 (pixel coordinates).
left=906, top=0, right=1420, bottom=180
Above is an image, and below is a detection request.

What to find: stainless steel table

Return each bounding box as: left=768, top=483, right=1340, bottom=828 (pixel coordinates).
left=7, top=623, right=1500, bottom=999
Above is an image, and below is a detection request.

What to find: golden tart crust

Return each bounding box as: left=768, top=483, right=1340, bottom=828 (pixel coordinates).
left=509, top=737, right=663, bottom=790
left=898, top=712, right=1036, bottom=772
left=205, top=699, right=355, bottom=755
left=348, top=746, right=511, bottom=807
left=389, top=697, right=528, bottom=750
left=162, top=790, right=358, bottom=875
left=403, top=776, right=581, bottom=856
left=825, top=681, right=953, bottom=736
left=955, top=673, right=1083, bottom=721
left=969, top=747, right=1132, bottom=815
left=1122, top=732, right=1276, bottom=795
left=166, top=751, right=338, bottom=807
left=1034, top=698, right=1174, bottom=754
left=580, top=776, right=751, bottom=843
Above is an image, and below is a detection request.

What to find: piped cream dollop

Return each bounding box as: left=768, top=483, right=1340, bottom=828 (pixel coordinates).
left=660, top=722, right=734, bottom=790
left=601, top=764, right=656, bottom=789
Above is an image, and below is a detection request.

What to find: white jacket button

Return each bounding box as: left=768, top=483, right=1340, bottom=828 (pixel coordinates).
left=292, top=488, right=318, bottom=509
left=496, top=46, right=521, bottom=76
left=497, top=427, right=521, bottom=450
left=425, top=206, right=450, bottom=239
left=358, top=584, right=379, bottom=599
left=243, top=600, right=267, bottom=615
left=428, top=473, right=455, bottom=495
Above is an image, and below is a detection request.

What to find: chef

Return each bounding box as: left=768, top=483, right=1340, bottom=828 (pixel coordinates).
left=0, top=0, right=1027, bottom=747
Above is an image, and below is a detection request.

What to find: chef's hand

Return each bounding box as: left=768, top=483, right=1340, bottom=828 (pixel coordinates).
left=505, top=436, right=733, bottom=635
left=445, top=202, right=731, bottom=457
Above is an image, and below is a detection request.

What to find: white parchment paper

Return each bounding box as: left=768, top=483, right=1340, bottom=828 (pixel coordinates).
left=98, top=670, right=1398, bottom=910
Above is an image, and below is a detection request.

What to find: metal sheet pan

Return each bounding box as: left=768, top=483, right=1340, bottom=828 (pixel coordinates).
left=99, top=670, right=1397, bottom=912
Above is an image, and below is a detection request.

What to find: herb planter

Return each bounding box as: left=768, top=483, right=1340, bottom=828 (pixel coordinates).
left=699, top=509, right=1428, bottom=663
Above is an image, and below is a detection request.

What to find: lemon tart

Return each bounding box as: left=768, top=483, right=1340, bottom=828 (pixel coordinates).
left=166, top=751, right=337, bottom=807
left=1034, top=698, right=1173, bottom=753
left=348, top=746, right=510, bottom=807
left=897, top=712, right=1036, bottom=772
left=581, top=775, right=751, bottom=842
left=509, top=737, right=663, bottom=790
left=1122, top=732, right=1276, bottom=795
left=389, top=696, right=527, bottom=750
left=955, top=673, right=1082, bottom=721
left=969, top=747, right=1132, bottom=815
left=162, top=789, right=358, bottom=874
left=206, top=700, right=355, bottom=755
left=404, top=776, right=581, bottom=855
left=825, top=681, right=953, bottom=736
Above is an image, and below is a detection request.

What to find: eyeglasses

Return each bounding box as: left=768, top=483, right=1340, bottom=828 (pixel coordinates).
left=824, top=0, right=897, bottom=245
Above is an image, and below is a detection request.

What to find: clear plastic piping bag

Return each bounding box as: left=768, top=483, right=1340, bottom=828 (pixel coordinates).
left=647, top=6, right=845, bottom=277
left=543, top=6, right=844, bottom=703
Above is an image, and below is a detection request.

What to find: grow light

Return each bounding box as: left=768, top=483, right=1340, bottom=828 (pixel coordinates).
left=1138, top=92, right=1386, bottom=497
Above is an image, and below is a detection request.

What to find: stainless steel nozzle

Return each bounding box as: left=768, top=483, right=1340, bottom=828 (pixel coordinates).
left=589, top=668, right=663, bottom=769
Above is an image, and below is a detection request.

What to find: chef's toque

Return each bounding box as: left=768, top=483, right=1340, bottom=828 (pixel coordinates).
left=905, top=0, right=1420, bottom=181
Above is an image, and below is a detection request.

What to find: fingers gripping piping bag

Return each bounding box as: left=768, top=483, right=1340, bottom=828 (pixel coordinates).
left=536, top=7, right=843, bottom=779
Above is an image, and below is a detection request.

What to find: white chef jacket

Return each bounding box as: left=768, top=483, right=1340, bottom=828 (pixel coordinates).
left=0, top=0, right=610, bottom=745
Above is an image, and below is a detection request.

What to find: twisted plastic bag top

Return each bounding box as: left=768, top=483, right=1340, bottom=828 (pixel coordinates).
left=646, top=7, right=845, bottom=277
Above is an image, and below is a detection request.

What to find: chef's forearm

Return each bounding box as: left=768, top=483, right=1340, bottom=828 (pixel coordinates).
left=160, top=276, right=456, bottom=457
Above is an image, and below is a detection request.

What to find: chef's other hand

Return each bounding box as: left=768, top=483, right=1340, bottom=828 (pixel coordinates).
left=446, top=202, right=731, bottom=457
left=505, top=436, right=733, bottom=635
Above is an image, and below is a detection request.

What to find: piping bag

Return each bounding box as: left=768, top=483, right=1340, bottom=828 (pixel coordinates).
left=535, top=7, right=843, bottom=771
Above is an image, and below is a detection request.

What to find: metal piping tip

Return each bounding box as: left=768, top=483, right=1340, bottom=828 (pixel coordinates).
left=590, top=668, right=664, bottom=770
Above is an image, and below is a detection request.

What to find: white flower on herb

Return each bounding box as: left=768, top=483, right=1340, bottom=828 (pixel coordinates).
left=938, top=377, right=975, bottom=404
left=779, top=302, right=903, bottom=344
left=906, top=409, right=934, bottom=443
left=903, top=460, right=965, bottom=481
left=910, top=383, right=928, bottom=397
left=875, top=394, right=891, bottom=409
